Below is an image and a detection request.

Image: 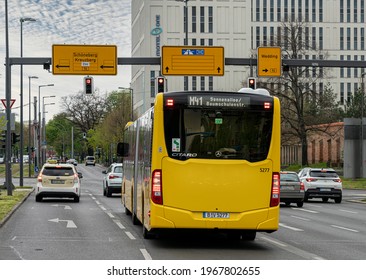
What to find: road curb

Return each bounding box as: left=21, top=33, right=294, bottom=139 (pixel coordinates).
left=0, top=189, right=34, bottom=228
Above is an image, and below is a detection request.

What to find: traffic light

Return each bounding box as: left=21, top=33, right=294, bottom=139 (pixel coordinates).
left=84, top=76, right=94, bottom=94
left=248, top=77, right=256, bottom=89
left=157, top=76, right=165, bottom=93
left=11, top=132, right=20, bottom=145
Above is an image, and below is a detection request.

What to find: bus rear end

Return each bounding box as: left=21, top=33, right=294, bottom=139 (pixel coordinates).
left=149, top=90, right=280, bottom=239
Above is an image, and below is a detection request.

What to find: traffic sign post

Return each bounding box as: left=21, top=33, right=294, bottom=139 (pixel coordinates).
left=161, top=46, right=224, bottom=76
left=52, top=44, right=117, bottom=75
left=257, top=46, right=282, bottom=77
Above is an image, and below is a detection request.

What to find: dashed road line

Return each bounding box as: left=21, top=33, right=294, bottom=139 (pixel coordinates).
left=331, top=225, right=359, bottom=233
left=290, top=215, right=311, bottom=221
left=292, top=208, right=319, bottom=214
left=339, top=209, right=358, bottom=214
left=107, top=212, right=115, bottom=218
left=279, top=223, right=304, bottom=231
left=140, top=249, right=152, bottom=260
left=114, top=220, right=126, bottom=230
left=125, top=231, right=136, bottom=240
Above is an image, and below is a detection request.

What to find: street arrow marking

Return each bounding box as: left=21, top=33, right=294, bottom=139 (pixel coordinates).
left=48, top=218, right=77, bottom=228
left=52, top=204, right=72, bottom=210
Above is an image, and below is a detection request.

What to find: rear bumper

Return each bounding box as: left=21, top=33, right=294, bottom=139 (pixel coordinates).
left=306, top=189, right=342, bottom=198
left=280, top=192, right=304, bottom=202
left=35, top=185, right=80, bottom=198
left=149, top=205, right=279, bottom=232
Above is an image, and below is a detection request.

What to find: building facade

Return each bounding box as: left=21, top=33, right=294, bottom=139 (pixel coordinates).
left=131, top=0, right=365, bottom=165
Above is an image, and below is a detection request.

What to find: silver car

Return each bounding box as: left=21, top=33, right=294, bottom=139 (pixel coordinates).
left=298, top=168, right=342, bottom=203
left=280, top=171, right=305, bottom=207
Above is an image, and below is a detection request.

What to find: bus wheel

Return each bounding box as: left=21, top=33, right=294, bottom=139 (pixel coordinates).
left=142, top=226, right=154, bottom=239
left=242, top=231, right=256, bottom=241
left=125, top=207, right=131, bottom=215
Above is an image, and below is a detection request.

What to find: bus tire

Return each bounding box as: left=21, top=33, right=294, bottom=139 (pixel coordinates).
left=132, top=211, right=139, bottom=225
left=125, top=206, right=131, bottom=215
left=142, top=226, right=154, bottom=239
left=242, top=231, right=256, bottom=241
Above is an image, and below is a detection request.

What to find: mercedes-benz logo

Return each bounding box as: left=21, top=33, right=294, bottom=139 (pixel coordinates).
left=215, top=151, right=222, bottom=157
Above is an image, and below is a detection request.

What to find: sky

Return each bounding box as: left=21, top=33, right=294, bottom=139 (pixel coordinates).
left=0, top=0, right=131, bottom=124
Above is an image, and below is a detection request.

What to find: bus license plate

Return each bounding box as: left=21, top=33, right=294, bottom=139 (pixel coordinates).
left=203, top=212, right=230, bottom=218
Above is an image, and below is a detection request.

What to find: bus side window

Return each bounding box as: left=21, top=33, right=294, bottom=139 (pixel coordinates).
left=117, top=142, right=129, bottom=157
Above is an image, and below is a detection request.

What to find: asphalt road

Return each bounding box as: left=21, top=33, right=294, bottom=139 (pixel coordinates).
left=1, top=164, right=366, bottom=260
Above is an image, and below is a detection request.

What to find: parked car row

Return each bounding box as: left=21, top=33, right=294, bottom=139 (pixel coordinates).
left=280, top=167, right=343, bottom=207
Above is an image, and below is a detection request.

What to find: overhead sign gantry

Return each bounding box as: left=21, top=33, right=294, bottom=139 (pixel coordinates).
left=52, top=44, right=117, bottom=75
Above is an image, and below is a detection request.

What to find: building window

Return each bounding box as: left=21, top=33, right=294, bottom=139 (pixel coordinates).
left=263, top=0, right=267, bottom=21
left=340, top=55, right=344, bottom=78
left=347, top=83, right=352, bottom=103
left=347, top=0, right=351, bottom=22
left=277, top=26, right=281, bottom=46
left=362, top=0, right=365, bottom=23
left=312, top=0, right=316, bottom=22
left=256, top=0, right=261, bottom=21
left=319, top=27, right=323, bottom=50
left=183, top=5, right=187, bottom=37
left=208, top=39, right=213, bottom=46
left=340, top=83, right=344, bottom=105
left=354, top=28, right=358, bottom=50
left=305, top=27, right=310, bottom=50
left=200, top=6, right=205, bottom=33
left=270, top=27, right=275, bottom=45
left=200, top=77, right=205, bottom=90
left=312, top=27, right=316, bottom=50
left=361, top=28, right=365, bottom=50
left=319, top=0, right=323, bottom=22
left=256, top=26, right=261, bottom=48
left=270, top=0, right=274, bottom=21
left=305, top=0, right=309, bottom=21
left=208, top=7, right=213, bottom=33
left=354, top=55, right=358, bottom=77
left=291, top=0, right=295, bottom=22
left=347, top=55, right=351, bottom=77
left=192, top=76, right=197, bottom=91
left=184, top=76, right=188, bottom=91
left=192, top=38, right=196, bottom=46
left=277, top=0, right=281, bottom=21
left=200, top=38, right=205, bottom=46
left=209, top=77, right=213, bottom=91
left=263, top=26, right=268, bottom=46
left=284, top=0, right=288, bottom=21
left=347, top=27, right=351, bottom=50
left=340, top=0, right=344, bottom=22
left=192, top=6, right=196, bottom=33
left=340, top=28, right=344, bottom=50
left=298, top=0, right=302, bottom=21
left=354, top=0, right=357, bottom=22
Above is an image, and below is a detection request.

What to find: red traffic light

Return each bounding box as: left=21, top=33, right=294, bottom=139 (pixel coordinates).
left=248, top=77, right=256, bottom=89
left=158, top=78, right=164, bottom=84
left=85, top=78, right=92, bottom=84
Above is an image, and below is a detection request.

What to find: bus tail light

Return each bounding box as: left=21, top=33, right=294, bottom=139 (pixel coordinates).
left=270, top=172, right=280, bottom=207
left=152, top=169, right=163, bottom=205
left=166, top=98, right=174, bottom=107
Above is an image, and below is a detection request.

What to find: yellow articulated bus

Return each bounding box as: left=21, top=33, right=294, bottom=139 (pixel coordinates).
left=117, top=88, right=281, bottom=240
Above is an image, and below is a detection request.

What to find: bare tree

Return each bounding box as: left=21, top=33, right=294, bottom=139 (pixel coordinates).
left=258, top=19, right=342, bottom=165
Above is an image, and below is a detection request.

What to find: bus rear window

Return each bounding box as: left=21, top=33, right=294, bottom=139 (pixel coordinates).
left=164, top=94, right=274, bottom=162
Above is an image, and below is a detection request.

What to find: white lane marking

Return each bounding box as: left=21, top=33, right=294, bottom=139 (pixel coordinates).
left=48, top=218, right=77, bottom=228
left=290, top=215, right=311, bottom=221
left=11, top=236, right=17, bottom=241
left=306, top=204, right=323, bottom=208
left=292, top=208, right=319, bottom=214
left=140, top=249, right=152, bottom=260
left=125, top=231, right=136, bottom=240
left=260, top=236, right=287, bottom=247
left=114, top=220, right=126, bottom=230
left=99, top=205, right=107, bottom=211
left=95, top=200, right=101, bottom=205
left=52, top=204, right=72, bottom=210
left=107, top=212, right=115, bottom=218
left=279, top=223, right=304, bottom=231
left=331, top=225, right=359, bottom=233
left=339, top=209, right=358, bottom=214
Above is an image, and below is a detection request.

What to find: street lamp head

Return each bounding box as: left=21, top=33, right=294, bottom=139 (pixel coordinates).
left=20, top=17, right=36, bottom=23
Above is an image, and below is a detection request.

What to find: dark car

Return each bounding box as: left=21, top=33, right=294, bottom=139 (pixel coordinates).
left=280, top=171, right=305, bottom=207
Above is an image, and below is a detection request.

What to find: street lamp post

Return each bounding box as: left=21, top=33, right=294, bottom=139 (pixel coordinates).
left=37, top=84, right=54, bottom=167
left=118, top=87, right=134, bottom=120
left=20, top=17, right=36, bottom=186
left=28, top=76, right=38, bottom=177
left=361, top=73, right=366, bottom=178
left=175, top=0, right=189, bottom=45
left=42, top=101, right=55, bottom=163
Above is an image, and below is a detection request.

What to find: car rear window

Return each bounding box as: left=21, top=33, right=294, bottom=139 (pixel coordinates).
left=114, top=166, right=123, bottom=173
left=310, top=170, right=338, bottom=178
left=86, top=157, right=95, bottom=160
left=281, top=173, right=299, bottom=182
left=42, top=167, right=74, bottom=176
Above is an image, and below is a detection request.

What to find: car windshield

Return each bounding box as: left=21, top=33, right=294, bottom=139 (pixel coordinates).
left=281, top=173, right=299, bottom=182
left=310, top=170, right=338, bottom=178
left=42, top=167, right=74, bottom=176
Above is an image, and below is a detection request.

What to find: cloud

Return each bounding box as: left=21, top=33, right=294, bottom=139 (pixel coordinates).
left=0, top=0, right=131, bottom=122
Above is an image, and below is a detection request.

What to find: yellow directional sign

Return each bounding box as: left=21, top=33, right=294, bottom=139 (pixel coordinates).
left=162, top=46, right=224, bottom=76
left=52, top=44, right=117, bottom=75
left=257, top=47, right=282, bottom=77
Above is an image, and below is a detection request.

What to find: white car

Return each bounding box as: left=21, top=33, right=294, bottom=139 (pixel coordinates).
left=298, top=168, right=342, bottom=203
left=35, top=163, right=83, bottom=202
left=102, top=163, right=123, bottom=197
